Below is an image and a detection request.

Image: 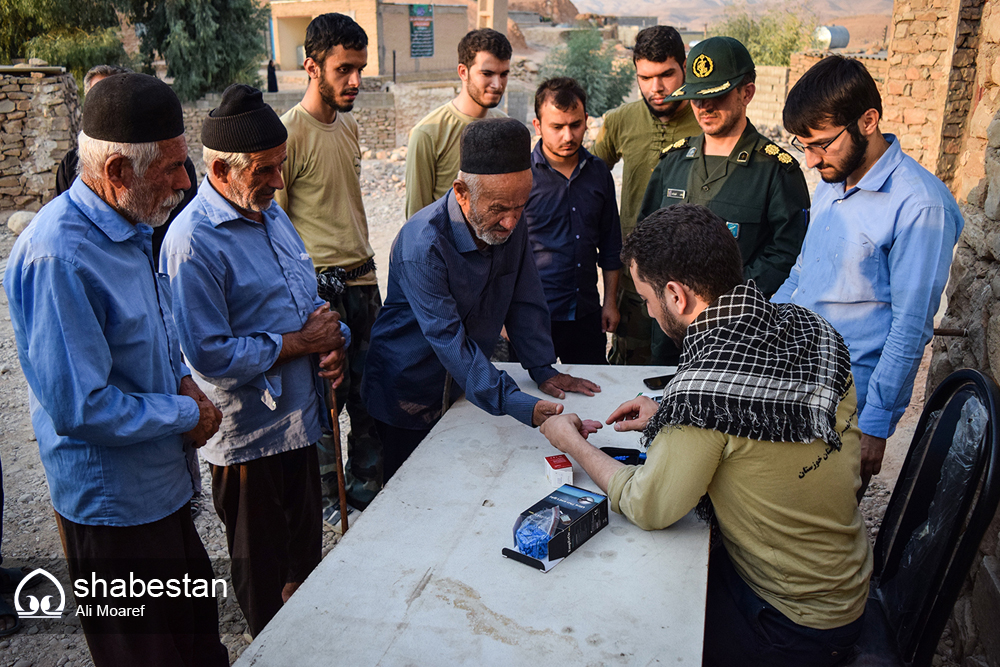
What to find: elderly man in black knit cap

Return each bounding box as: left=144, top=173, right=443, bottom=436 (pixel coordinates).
left=5, top=73, right=227, bottom=666
left=161, top=84, right=348, bottom=637
left=362, top=117, right=600, bottom=481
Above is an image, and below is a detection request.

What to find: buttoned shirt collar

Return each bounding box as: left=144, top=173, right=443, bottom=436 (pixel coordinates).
left=682, top=120, right=760, bottom=167
left=198, top=177, right=279, bottom=227
left=73, top=178, right=147, bottom=243
left=841, top=134, right=903, bottom=196
left=530, top=140, right=593, bottom=180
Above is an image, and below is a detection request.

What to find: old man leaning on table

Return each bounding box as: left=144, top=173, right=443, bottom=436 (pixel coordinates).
left=540, top=204, right=872, bottom=667
left=362, top=117, right=599, bottom=482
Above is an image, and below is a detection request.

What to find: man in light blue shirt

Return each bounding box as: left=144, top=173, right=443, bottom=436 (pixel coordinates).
left=773, top=56, right=963, bottom=492
left=162, top=85, right=348, bottom=638
left=4, top=73, right=227, bottom=666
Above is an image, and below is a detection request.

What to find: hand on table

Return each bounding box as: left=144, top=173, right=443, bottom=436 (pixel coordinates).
left=539, top=373, right=601, bottom=399
left=606, top=396, right=660, bottom=432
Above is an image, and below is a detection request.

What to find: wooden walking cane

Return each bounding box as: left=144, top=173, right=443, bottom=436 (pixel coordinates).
left=329, top=383, right=350, bottom=534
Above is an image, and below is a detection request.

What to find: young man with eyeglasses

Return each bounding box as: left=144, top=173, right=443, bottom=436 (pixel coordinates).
left=772, top=56, right=963, bottom=497
left=638, top=36, right=810, bottom=364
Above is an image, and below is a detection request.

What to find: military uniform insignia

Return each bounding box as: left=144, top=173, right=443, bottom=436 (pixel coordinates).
left=737, top=151, right=750, bottom=164
left=764, top=144, right=780, bottom=156
left=727, top=222, right=740, bottom=239
left=697, top=81, right=730, bottom=95
left=693, top=54, right=714, bottom=78
left=685, top=146, right=697, bottom=158
left=778, top=152, right=793, bottom=164
left=667, top=188, right=686, bottom=199
left=661, top=138, right=688, bottom=158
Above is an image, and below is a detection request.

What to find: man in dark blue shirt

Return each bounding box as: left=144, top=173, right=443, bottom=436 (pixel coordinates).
left=362, top=118, right=601, bottom=481
left=526, top=78, right=622, bottom=364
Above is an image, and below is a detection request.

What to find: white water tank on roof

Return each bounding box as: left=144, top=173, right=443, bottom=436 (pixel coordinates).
left=813, top=25, right=850, bottom=50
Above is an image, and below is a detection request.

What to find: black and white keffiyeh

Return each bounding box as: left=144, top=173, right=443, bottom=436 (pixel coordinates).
left=641, top=281, right=853, bottom=450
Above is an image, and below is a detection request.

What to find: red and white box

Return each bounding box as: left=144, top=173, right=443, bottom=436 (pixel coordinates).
left=544, top=454, right=573, bottom=487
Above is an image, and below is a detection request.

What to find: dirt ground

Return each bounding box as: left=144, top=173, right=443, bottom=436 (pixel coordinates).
left=0, top=155, right=941, bottom=665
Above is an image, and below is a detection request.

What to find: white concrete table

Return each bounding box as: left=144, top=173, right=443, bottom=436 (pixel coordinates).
left=236, top=364, right=710, bottom=666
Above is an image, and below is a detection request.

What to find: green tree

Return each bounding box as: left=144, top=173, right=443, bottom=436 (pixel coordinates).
left=0, top=0, right=120, bottom=64
left=709, top=1, right=817, bottom=67
left=26, top=29, right=130, bottom=93
left=541, top=29, right=634, bottom=117
left=121, top=0, right=268, bottom=102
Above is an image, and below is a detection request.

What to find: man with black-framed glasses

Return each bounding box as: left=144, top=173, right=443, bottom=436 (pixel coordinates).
left=638, top=36, right=810, bottom=365
left=773, top=55, right=963, bottom=498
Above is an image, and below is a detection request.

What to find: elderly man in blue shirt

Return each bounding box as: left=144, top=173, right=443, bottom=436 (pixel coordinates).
left=161, top=85, right=348, bottom=638
left=525, top=77, right=622, bottom=364
left=772, top=56, right=963, bottom=495
left=363, top=118, right=601, bottom=481
left=4, top=73, right=227, bottom=667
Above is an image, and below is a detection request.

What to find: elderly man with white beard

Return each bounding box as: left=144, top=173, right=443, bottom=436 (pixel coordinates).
left=162, top=84, right=348, bottom=638
left=4, top=73, right=228, bottom=667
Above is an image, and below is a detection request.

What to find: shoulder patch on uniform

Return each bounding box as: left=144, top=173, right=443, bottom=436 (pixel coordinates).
left=660, top=138, right=689, bottom=160
left=757, top=142, right=799, bottom=170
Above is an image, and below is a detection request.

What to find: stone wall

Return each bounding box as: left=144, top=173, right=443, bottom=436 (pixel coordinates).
left=881, top=0, right=985, bottom=191
left=182, top=90, right=397, bottom=176
left=0, top=71, right=79, bottom=215
left=926, top=106, right=1000, bottom=667
left=951, top=0, right=1000, bottom=201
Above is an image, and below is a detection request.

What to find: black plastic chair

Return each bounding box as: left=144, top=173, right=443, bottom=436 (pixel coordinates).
left=851, top=369, right=1000, bottom=666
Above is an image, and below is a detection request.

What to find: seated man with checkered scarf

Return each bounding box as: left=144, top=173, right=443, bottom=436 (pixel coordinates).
left=539, top=203, right=873, bottom=667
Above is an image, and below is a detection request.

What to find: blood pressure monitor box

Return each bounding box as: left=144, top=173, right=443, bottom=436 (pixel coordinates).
left=502, top=484, right=608, bottom=572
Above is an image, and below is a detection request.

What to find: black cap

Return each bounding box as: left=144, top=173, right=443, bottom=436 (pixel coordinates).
left=201, top=84, right=287, bottom=153
left=82, top=73, right=184, bottom=143
left=669, top=37, right=755, bottom=101
left=459, top=118, right=531, bottom=175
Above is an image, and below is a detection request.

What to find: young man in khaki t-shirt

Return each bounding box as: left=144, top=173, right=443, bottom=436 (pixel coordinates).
left=276, top=13, right=382, bottom=521
left=404, top=28, right=511, bottom=219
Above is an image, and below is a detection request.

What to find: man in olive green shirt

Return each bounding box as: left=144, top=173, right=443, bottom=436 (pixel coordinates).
left=405, top=29, right=510, bottom=219
left=540, top=205, right=871, bottom=667
left=276, top=13, right=382, bottom=520
left=592, top=26, right=701, bottom=365
left=639, top=36, right=809, bottom=365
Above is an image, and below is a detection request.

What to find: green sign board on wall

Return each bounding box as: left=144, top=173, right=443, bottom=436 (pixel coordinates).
left=410, top=5, right=434, bottom=58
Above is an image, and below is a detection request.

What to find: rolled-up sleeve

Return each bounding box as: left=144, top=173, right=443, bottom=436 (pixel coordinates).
left=165, top=248, right=284, bottom=396
left=15, top=257, right=199, bottom=445
left=398, top=257, right=541, bottom=426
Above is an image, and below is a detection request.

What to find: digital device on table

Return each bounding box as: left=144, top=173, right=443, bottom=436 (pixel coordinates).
left=643, top=373, right=676, bottom=390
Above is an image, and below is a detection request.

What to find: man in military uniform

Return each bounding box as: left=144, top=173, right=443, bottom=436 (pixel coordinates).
left=639, top=36, right=810, bottom=364
left=592, top=25, right=701, bottom=365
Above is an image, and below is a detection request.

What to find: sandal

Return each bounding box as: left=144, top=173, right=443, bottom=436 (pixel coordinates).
left=0, top=597, right=21, bottom=637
